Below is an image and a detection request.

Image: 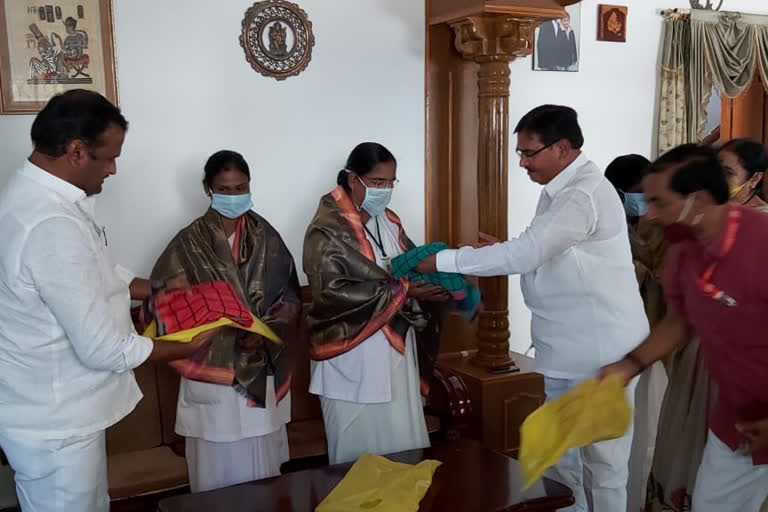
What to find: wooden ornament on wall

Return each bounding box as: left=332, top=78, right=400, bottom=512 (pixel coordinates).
left=597, top=5, right=628, bottom=43
left=239, top=0, right=314, bottom=81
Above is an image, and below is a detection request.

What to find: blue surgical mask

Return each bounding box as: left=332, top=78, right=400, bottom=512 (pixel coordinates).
left=358, top=177, right=393, bottom=217
left=211, top=193, right=254, bottom=219
left=623, top=192, right=647, bottom=217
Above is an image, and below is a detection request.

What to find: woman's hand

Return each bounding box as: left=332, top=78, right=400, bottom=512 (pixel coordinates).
left=239, top=332, right=266, bottom=352
left=407, top=281, right=451, bottom=302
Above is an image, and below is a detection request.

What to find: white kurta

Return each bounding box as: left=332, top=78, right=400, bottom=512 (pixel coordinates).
left=0, top=162, right=153, bottom=511
left=0, top=430, right=108, bottom=512
left=175, top=234, right=291, bottom=492
left=309, top=214, right=429, bottom=465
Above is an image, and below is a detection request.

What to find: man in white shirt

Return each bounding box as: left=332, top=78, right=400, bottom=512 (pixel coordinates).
left=417, top=105, right=649, bottom=511
left=0, top=90, right=210, bottom=512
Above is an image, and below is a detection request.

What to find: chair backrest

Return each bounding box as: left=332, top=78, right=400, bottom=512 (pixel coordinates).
left=105, top=363, right=164, bottom=456
left=289, top=286, right=322, bottom=422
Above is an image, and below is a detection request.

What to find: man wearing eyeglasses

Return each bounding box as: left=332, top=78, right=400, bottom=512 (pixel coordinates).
left=417, top=105, right=648, bottom=512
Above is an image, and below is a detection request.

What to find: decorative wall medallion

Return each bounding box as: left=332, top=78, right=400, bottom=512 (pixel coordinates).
left=239, top=0, right=314, bottom=81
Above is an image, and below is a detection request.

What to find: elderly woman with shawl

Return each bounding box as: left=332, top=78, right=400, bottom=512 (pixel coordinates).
left=303, top=142, right=451, bottom=464
left=150, top=150, right=301, bottom=492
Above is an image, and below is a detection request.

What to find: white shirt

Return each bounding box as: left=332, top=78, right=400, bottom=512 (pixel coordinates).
left=437, top=153, right=649, bottom=378
left=309, top=213, right=411, bottom=404
left=175, top=233, right=290, bottom=443
left=0, top=161, right=153, bottom=440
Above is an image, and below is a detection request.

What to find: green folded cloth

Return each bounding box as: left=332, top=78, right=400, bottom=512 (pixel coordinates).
left=392, top=242, right=481, bottom=320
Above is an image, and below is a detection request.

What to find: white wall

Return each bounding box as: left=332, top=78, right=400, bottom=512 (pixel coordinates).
left=0, top=0, right=425, bottom=280
left=2, top=0, right=767, bottom=356
left=505, top=0, right=768, bottom=354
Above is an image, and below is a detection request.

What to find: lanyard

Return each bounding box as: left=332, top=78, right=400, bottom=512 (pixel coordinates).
left=697, top=207, right=741, bottom=307
left=363, top=217, right=388, bottom=258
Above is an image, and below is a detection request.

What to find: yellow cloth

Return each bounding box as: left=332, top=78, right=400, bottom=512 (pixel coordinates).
left=142, top=313, right=280, bottom=344
left=315, top=454, right=441, bottom=512
left=519, top=375, right=632, bottom=490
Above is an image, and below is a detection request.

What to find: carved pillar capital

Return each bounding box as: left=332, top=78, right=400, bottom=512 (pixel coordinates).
left=450, top=15, right=538, bottom=63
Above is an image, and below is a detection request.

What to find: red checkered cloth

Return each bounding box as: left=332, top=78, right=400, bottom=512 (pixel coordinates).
left=153, top=281, right=254, bottom=336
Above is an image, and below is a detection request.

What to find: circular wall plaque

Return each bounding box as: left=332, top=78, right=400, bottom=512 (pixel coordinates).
left=239, top=0, right=315, bottom=81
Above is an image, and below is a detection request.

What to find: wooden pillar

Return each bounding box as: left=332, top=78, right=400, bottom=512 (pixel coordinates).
left=450, top=16, right=536, bottom=369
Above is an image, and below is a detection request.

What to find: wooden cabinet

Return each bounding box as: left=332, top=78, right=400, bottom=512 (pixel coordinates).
left=438, top=351, right=545, bottom=457
left=720, top=76, right=768, bottom=145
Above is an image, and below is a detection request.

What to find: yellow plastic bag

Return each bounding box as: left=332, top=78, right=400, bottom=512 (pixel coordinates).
left=519, top=375, right=632, bottom=490
left=142, top=313, right=280, bottom=344
left=315, top=454, right=442, bottom=512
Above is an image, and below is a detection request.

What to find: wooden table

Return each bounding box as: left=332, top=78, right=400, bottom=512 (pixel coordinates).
left=158, top=440, right=573, bottom=511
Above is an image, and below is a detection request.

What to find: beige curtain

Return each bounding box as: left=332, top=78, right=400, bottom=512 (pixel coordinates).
left=658, top=14, right=693, bottom=155
left=658, top=10, right=768, bottom=155
left=691, top=10, right=768, bottom=138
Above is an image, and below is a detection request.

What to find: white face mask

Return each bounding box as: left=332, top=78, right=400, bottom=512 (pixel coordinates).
left=677, top=194, right=695, bottom=223
left=355, top=175, right=393, bottom=217
left=676, top=193, right=704, bottom=224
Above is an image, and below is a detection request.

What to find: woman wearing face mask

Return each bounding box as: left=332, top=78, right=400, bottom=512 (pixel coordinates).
left=303, top=142, right=450, bottom=464
left=605, top=154, right=667, bottom=325
left=720, top=138, right=768, bottom=212
left=605, top=155, right=670, bottom=511
left=149, top=150, right=301, bottom=492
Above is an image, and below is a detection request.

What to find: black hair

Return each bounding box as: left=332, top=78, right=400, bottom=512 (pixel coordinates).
left=647, top=144, right=729, bottom=205
left=65, top=17, right=77, bottom=28
left=605, top=154, right=651, bottom=193
left=719, top=138, right=768, bottom=179
left=514, top=105, right=584, bottom=149
left=30, top=89, right=128, bottom=157
left=203, top=150, right=250, bottom=188
left=336, top=142, right=396, bottom=190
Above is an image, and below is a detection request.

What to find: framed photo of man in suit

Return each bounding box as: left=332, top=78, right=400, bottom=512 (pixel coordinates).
left=533, top=3, right=581, bottom=72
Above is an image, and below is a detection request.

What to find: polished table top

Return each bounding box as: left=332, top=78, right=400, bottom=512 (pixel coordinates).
left=158, top=440, right=573, bottom=512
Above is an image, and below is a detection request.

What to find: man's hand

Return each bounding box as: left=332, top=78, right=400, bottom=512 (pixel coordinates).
left=476, top=231, right=499, bottom=248
left=129, top=278, right=152, bottom=301
left=737, top=417, right=768, bottom=454
left=598, top=356, right=642, bottom=386
left=407, top=281, right=451, bottom=302
left=415, top=255, right=437, bottom=274
left=148, top=327, right=220, bottom=363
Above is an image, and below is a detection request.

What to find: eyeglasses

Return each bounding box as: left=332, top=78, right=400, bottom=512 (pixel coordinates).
left=360, top=177, right=399, bottom=189
left=515, top=139, right=559, bottom=159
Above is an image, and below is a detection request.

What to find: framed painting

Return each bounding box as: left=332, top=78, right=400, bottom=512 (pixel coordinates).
left=532, top=3, right=581, bottom=72
left=597, top=5, right=628, bottom=43
left=0, top=0, right=117, bottom=114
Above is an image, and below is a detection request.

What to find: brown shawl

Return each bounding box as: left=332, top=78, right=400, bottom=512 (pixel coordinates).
left=150, top=208, right=301, bottom=407
left=302, top=186, right=443, bottom=395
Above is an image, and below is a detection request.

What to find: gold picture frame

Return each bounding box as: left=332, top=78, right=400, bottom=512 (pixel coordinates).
left=0, top=0, right=118, bottom=114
